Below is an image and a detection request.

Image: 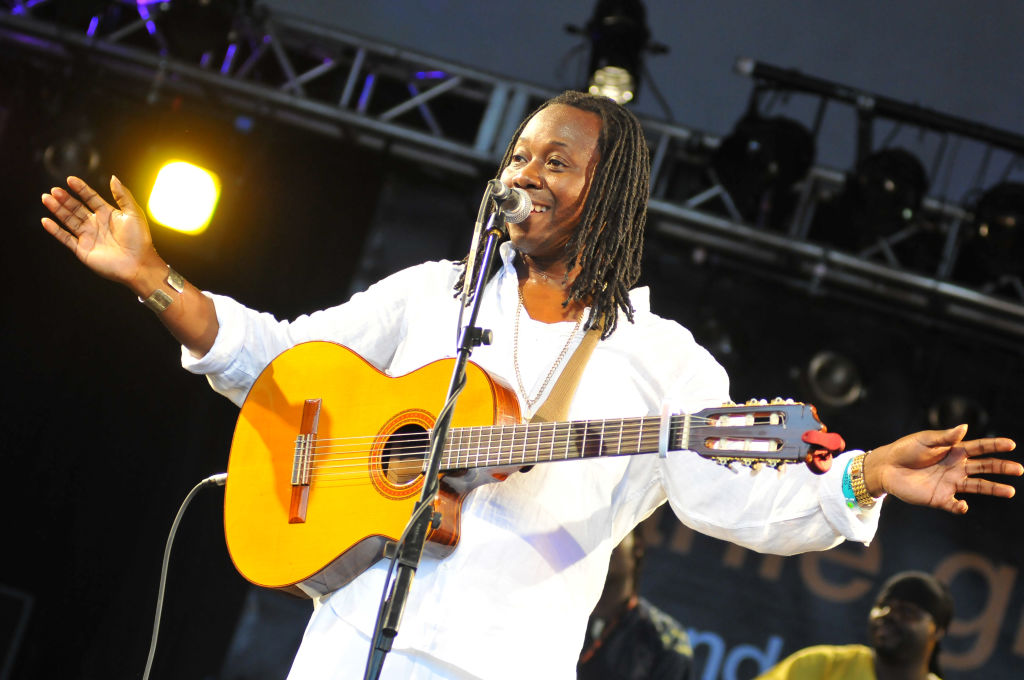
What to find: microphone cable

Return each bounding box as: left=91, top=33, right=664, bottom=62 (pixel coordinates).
left=141, top=472, right=228, bottom=680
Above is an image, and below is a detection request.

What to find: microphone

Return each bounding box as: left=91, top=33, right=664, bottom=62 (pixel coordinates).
left=487, top=179, right=532, bottom=223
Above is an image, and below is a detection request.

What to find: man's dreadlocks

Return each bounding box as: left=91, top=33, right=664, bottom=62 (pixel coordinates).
left=454, top=90, right=650, bottom=339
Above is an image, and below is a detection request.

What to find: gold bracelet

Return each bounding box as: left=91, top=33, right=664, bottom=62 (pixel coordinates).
left=849, top=452, right=876, bottom=508
left=139, top=265, right=185, bottom=313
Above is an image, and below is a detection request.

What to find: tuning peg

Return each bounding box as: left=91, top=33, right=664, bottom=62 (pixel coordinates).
left=745, top=398, right=758, bottom=406
left=770, top=397, right=785, bottom=404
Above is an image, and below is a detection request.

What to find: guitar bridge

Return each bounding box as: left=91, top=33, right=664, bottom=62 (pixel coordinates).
left=289, top=399, right=322, bottom=523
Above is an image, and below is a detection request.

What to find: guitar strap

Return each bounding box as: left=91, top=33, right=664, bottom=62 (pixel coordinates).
left=530, top=326, right=602, bottom=423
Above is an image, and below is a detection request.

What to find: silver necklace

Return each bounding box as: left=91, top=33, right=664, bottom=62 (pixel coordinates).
left=513, top=286, right=584, bottom=409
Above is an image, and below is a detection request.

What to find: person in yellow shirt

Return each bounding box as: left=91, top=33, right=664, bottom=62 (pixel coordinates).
left=756, top=571, right=952, bottom=680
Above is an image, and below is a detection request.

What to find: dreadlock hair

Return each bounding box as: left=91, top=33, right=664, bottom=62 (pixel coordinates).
left=453, top=90, right=651, bottom=339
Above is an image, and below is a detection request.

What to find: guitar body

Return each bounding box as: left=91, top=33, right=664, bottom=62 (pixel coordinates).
left=223, top=341, right=521, bottom=597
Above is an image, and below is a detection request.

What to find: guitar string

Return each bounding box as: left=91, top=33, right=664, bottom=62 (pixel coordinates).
left=291, top=415, right=769, bottom=460
left=269, top=416, right=786, bottom=483
left=289, top=412, right=730, bottom=451
left=298, top=416, right=720, bottom=461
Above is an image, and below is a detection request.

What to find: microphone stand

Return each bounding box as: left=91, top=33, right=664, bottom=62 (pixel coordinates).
left=362, top=204, right=508, bottom=680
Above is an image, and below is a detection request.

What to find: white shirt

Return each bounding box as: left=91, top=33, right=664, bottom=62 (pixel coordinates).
left=183, top=242, right=881, bottom=680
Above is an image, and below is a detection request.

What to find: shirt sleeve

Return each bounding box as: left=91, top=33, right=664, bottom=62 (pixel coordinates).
left=654, top=337, right=882, bottom=555
left=180, top=260, right=459, bottom=406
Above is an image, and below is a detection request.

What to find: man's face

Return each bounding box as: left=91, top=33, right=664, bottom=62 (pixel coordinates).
left=868, top=597, right=942, bottom=664
left=498, top=104, right=602, bottom=262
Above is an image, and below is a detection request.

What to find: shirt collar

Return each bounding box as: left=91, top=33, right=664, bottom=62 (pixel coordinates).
left=498, top=241, right=650, bottom=314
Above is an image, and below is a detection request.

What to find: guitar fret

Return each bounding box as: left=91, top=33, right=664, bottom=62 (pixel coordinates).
left=521, top=422, right=528, bottom=466
left=461, top=427, right=468, bottom=468
left=681, top=414, right=691, bottom=454
left=460, top=427, right=468, bottom=468
left=548, top=421, right=557, bottom=464
left=521, top=422, right=529, bottom=466
left=451, top=427, right=458, bottom=468
left=460, top=428, right=468, bottom=471
left=461, top=427, right=468, bottom=467
left=507, top=423, right=515, bottom=465
left=501, top=424, right=508, bottom=465
left=460, top=427, right=467, bottom=468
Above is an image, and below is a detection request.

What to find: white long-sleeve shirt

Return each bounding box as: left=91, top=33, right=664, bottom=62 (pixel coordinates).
left=183, top=242, right=881, bottom=679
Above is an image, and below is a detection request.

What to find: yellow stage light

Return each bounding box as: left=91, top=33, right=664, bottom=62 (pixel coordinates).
left=147, top=161, right=221, bottom=234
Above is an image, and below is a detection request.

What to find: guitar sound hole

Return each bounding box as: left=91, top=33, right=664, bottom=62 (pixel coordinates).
left=382, top=424, right=429, bottom=486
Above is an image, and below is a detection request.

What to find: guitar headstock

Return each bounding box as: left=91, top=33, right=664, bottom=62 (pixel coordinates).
left=681, top=399, right=845, bottom=474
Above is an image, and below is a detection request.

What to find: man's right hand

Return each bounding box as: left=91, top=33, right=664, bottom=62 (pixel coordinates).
left=41, top=175, right=220, bottom=357
left=41, top=175, right=168, bottom=297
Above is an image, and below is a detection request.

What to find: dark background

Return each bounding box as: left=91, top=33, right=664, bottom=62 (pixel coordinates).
left=2, top=2, right=1023, bottom=679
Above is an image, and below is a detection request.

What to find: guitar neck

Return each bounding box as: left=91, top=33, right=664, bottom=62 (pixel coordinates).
left=442, top=416, right=671, bottom=470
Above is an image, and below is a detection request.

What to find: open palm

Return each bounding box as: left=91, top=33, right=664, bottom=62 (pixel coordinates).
left=872, top=425, right=1020, bottom=514
left=41, top=175, right=155, bottom=285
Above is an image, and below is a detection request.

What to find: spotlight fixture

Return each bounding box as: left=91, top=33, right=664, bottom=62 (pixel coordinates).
left=692, top=317, right=741, bottom=366
left=962, top=182, right=1024, bottom=282
left=809, top=147, right=929, bottom=253
left=927, top=395, right=989, bottom=435
left=710, top=114, right=815, bottom=226
left=804, top=350, right=864, bottom=408
left=849, top=148, right=929, bottom=231
left=147, top=160, right=221, bottom=234
left=43, top=136, right=101, bottom=183
left=578, top=0, right=656, bottom=104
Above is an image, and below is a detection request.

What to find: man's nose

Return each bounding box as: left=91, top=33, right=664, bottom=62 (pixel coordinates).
left=510, top=160, right=542, bottom=189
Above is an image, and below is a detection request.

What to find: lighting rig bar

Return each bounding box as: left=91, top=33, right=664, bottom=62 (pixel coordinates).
left=734, top=57, right=1024, bottom=155
left=2, top=2, right=1023, bottom=341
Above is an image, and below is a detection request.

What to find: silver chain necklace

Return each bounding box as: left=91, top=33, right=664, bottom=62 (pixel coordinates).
left=513, top=286, right=584, bottom=409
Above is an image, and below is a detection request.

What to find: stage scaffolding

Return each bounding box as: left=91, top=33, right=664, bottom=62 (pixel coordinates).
left=2, top=2, right=1023, bottom=341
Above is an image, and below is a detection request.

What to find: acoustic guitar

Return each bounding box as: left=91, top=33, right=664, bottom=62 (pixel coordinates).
left=223, top=341, right=842, bottom=597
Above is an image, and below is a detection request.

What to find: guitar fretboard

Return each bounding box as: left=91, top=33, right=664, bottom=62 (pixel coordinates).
left=441, top=416, right=680, bottom=470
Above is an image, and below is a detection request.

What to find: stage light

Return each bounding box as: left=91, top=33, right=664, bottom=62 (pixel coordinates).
left=147, top=161, right=221, bottom=234
left=805, top=350, right=863, bottom=408
left=927, top=395, right=989, bottom=434
left=965, top=182, right=1024, bottom=279
left=808, top=147, right=929, bottom=253
left=692, top=317, right=741, bottom=367
left=43, top=135, right=101, bottom=183
left=582, top=0, right=652, bottom=104
left=849, top=148, right=929, bottom=229
left=710, top=114, right=815, bottom=226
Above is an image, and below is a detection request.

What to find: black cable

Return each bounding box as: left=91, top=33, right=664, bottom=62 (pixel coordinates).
left=141, top=472, right=227, bottom=680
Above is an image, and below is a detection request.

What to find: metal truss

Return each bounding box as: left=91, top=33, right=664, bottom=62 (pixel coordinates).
left=3, top=0, right=1023, bottom=340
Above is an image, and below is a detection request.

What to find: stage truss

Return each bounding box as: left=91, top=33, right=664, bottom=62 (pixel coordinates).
left=2, top=1, right=1023, bottom=341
